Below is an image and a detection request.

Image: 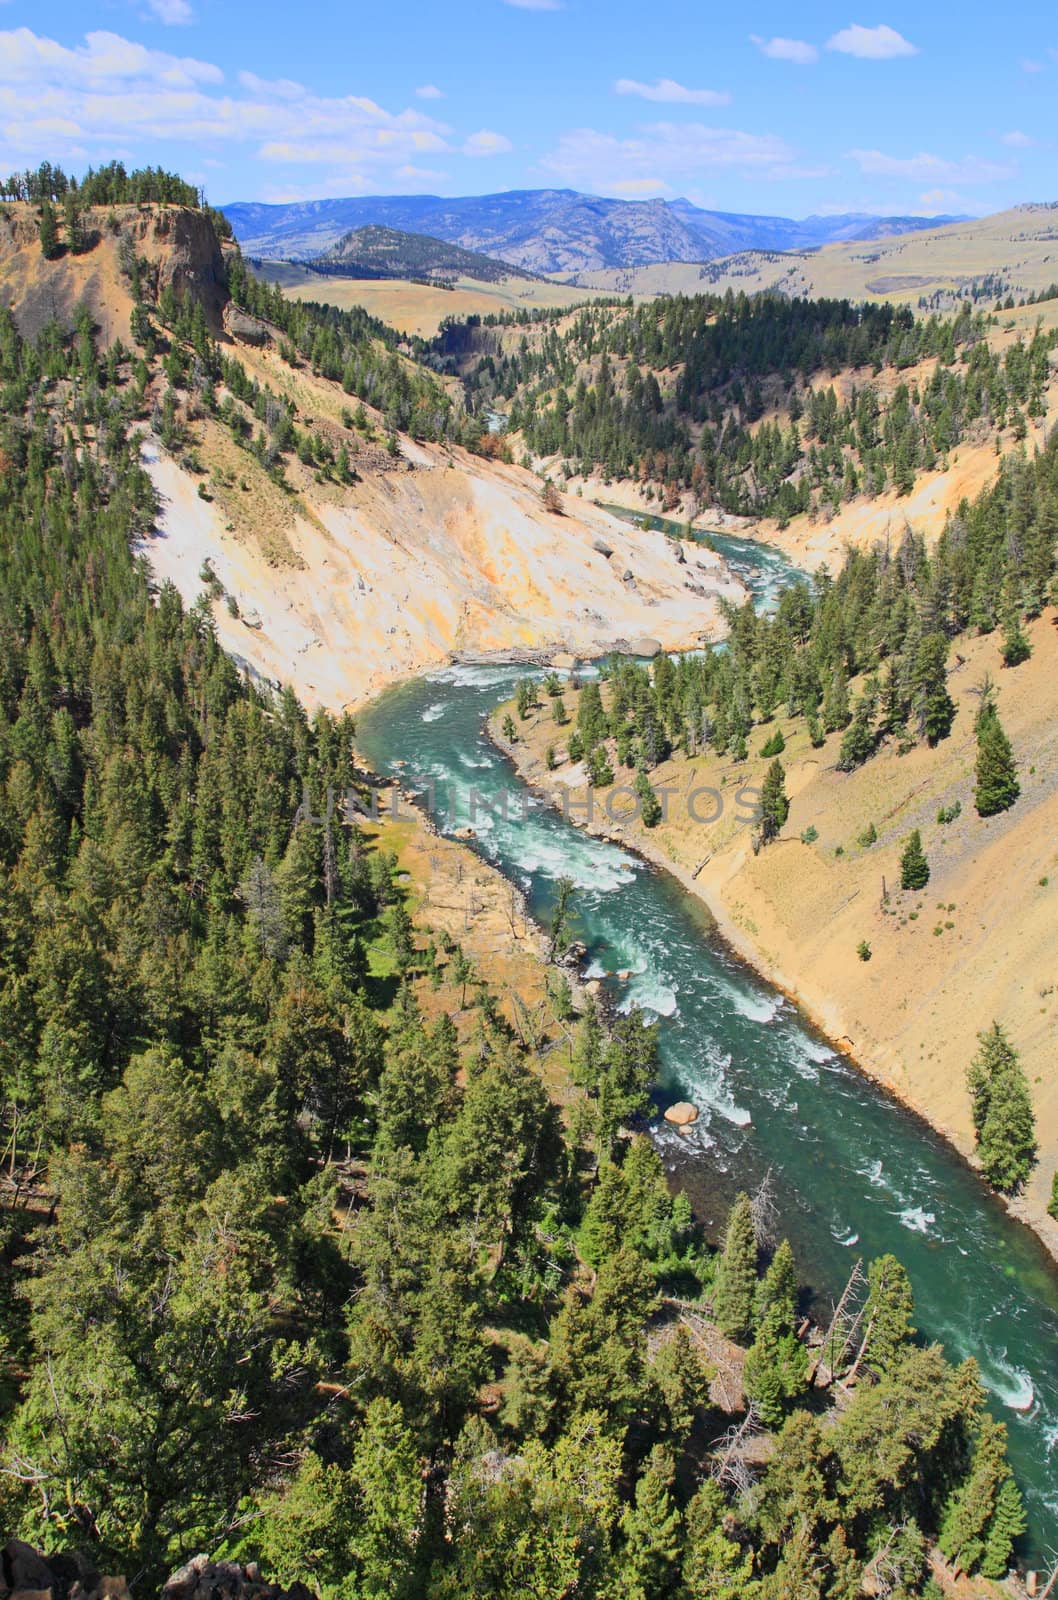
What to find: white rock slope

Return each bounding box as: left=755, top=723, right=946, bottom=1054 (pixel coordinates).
left=141, top=440, right=744, bottom=710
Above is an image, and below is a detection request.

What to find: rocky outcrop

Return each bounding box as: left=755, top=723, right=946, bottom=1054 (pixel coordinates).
left=0, top=203, right=229, bottom=343
left=0, top=1538, right=128, bottom=1600
left=161, top=1555, right=313, bottom=1600
left=128, top=207, right=228, bottom=327
left=0, top=1544, right=315, bottom=1600
left=223, top=306, right=272, bottom=346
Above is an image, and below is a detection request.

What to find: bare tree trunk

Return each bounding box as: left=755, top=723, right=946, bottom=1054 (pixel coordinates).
left=812, top=1259, right=866, bottom=1387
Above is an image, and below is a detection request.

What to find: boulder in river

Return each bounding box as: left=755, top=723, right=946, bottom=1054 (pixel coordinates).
left=663, top=1102, right=699, bottom=1128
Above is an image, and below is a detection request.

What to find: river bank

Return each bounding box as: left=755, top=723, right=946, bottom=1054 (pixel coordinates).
left=488, top=628, right=1058, bottom=1267
left=356, top=656, right=1058, bottom=1553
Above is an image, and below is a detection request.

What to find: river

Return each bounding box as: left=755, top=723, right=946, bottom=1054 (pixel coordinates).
left=355, top=523, right=1058, bottom=1560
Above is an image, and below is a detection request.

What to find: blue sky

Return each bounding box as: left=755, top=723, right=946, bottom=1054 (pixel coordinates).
left=0, top=1, right=1055, bottom=217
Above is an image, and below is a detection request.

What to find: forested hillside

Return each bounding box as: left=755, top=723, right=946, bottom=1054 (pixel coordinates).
left=0, top=167, right=1035, bottom=1598
left=310, top=224, right=539, bottom=284
left=447, top=292, right=1056, bottom=522
left=523, top=432, right=1058, bottom=778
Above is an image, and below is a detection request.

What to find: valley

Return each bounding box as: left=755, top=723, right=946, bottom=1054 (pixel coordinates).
left=2, top=160, right=1058, bottom=1597
left=568, top=205, right=1058, bottom=307
left=252, top=255, right=609, bottom=337
left=355, top=611, right=1058, bottom=1564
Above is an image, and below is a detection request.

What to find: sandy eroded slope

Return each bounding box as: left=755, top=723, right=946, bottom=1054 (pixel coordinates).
left=140, top=438, right=744, bottom=709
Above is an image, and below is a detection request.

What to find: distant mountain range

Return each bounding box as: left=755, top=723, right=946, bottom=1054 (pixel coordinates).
left=222, top=189, right=965, bottom=278
left=309, top=224, right=539, bottom=284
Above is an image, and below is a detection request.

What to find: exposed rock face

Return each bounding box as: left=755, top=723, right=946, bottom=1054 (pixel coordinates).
left=0, top=1538, right=127, bottom=1600
left=0, top=1544, right=314, bottom=1600
left=0, top=203, right=228, bottom=343
left=161, top=1555, right=313, bottom=1600
left=126, top=206, right=228, bottom=327
left=140, top=440, right=746, bottom=712
left=223, top=305, right=272, bottom=346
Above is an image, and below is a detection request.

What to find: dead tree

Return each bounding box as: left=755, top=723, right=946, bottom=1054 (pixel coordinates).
left=863, top=1523, right=916, bottom=1599
left=1037, top=1557, right=1058, bottom=1599
left=811, top=1259, right=866, bottom=1388
left=750, top=1167, right=780, bottom=1248
left=709, top=1403, right=763, bottom=1496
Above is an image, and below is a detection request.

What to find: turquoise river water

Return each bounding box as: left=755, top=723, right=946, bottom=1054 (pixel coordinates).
left=355, top=523, right=1058, bottom=1560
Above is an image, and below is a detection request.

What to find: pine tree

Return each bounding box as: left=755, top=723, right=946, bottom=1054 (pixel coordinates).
left=837, top=697, right=876, bottom=770
left=682, top=1481, right=755, bottom=1599
left=974, top=706, right=1019, bottom=816
left=347, top=1396, right=424, bottom=1593
left=541, top=478, right=563, bottom=514
left=913, top=632, right=956, bottom=744
left=861, top=1253, right=915, bottom=1376
left=744, top=1240, right=807, bottom=1426
left=616, top=1445, right=683, bottom=1598
left=649, top=1323, right=708, bottom=1441
left=63, top=190, right=85, bottom=254
left=635, top=762, right=662, bottom=828
left=38, top=197, right=60, bottom=260
left=388, top=898, right=415, bottom=972
left=822, top=664, right=851, bottom=732
left=759, top=759, right=789, bottom=843
left=754, top=1238, right=798, bottom=1326
left=966, top=1021, right=1019, bottom=1138
left=1000, top=605, right=1032, bottom=668
left=711, top=1193, right=758, bottom=1343
left=980, top=1473, right=1027, bottom=1578
left=939, top=1416, right=1012, bottom=1576
left=967, top=1022, right=1037, bottom=1192
left=899, top=828, right=929, bottom=890
left=978, top=1067, right=1037, bottom=1192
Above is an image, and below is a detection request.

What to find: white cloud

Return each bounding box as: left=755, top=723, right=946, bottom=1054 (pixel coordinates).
left=769, top=162, right=835, bottom=180
left=1021, top=57, right=1045, bottom=73
left=611, top=176, right=668, bottom=195
left=827, top=23, right=918, bottom=59
left=0, top=26, right=458, bottom=193
left=395, top=163, right=448, bottom=182
left=415, top=83, right=443, bottom=99
left=849, top=148, right=1016, bottom=183
left=918, top=188, right=964, bottom=208
left=1001, top=129, right=1034, bottom=148
left=614, top=77, right=731, bottom=106
left=0, top=27, right=221, bottom=87
left=143, top=0, right=193, bottom=23
left=260, top=132, right=448, bottom=164
left=540, top=121, right=799, bottom=192
left=750, top=35, right=819, bottom=65
left=237, top=69, right=306, bottom=98
left=462, top=128, right=513, bottom=157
